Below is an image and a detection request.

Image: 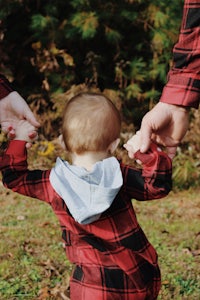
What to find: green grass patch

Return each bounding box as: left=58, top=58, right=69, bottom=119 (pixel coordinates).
left=0, top=184, right=199, bottom=299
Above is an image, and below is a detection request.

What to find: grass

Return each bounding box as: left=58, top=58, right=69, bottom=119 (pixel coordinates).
left=0, top=183, right=199, bottom=299
left=134, top=188, right=200, bottom=300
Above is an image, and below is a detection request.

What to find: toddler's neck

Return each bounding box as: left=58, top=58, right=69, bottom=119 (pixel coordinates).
left=71, top=151, right=110, bottom=171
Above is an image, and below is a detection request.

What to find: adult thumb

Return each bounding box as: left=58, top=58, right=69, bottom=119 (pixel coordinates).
left=25, top=109, right=40, bottom=128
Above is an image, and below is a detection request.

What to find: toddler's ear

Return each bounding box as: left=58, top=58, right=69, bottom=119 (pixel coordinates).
left=108, top=138, right=120, bottom=153
left=58, top=134, right=66, bottom=149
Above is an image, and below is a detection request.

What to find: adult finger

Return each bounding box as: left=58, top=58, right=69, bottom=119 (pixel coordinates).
left=24, top=109, right=40, bottom=128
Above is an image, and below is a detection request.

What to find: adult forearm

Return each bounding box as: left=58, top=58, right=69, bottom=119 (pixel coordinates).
left=160, top=0, right=200, bottom=109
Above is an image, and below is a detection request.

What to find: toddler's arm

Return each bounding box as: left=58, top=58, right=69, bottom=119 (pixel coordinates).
left=122, top=131, right=172, bottom=200
left=0, top=121, right=55, bottom=203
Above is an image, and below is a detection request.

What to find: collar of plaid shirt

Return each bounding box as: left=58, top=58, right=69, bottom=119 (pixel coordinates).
left=50, top=156, right=123, bottom=225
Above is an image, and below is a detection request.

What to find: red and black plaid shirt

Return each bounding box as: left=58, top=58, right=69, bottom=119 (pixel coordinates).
left=160, top=0, right=200, bottom=108
left=0, top=141, right=172, bottom=299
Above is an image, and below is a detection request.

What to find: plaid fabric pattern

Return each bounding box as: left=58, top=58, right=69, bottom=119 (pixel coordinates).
left=70, top=265, right=160, bottom=300
left=0, top=141, right=172, bottom=299
left=0, top=74, right=13, bottom=99
left=160, top=0, right=200, bottom=108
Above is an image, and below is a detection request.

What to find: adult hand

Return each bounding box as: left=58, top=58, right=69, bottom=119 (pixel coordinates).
left=139, top=102, right=189, bottom=159
left=14, top=120, right=38, bottom=143
left=0, top=91, right=40, bottom=134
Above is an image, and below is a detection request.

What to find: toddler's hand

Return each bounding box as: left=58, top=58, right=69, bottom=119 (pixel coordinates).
left=124, top=131, right=141, bottom=159
left=11, top=120, right=38, bottom=144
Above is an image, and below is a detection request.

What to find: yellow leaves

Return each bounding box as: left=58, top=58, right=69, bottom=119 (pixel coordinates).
left=37, top=141, right=55, bottom=157
left=50, top=44, right=74, bottom=67
left=103, top=89, right=122, bottom=111
left=152, top=31, right=166, bottom=52
left=125, top=83, right=142, bottom=100
left=31, top=42, right=74, bottom=91
left=62, top=52, right=74, bottom=67
left=71, top=12, right=99, bottom=38
left=32, top=41, right=42, bottom=50
left=31, top=42, right=74, bottom=72
left=146, top=5, right=170, bottom=54
left=147, top=4, right=168, bottom=28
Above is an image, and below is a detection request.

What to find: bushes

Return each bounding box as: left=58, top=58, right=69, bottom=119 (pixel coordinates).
left=1, top=1, right=183, bottom=109
left=28, top=84, right=200, bottom=190
left=172, top=109, right=200, bottom=190
left=1, top=0, right=199, bottom=189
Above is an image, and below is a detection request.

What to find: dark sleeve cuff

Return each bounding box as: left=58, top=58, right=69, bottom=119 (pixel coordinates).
left=0, top=74, right=14, bottom=100
left=160, top=73, right=200, bottom=109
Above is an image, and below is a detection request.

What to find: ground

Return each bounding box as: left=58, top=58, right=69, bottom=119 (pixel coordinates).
left=0, top=183, right=199, bottom=299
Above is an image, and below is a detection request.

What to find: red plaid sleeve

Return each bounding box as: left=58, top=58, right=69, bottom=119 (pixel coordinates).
left=160, top=0, right=200, bottom=108
left=0, top=140, right=54, bottom=203
left=121, top=143, right=172, bottom=200
left=0, top=74, right=14, bottom=99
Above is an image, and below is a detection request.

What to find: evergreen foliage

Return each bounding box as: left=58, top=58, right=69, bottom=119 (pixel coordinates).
left=1, top=0, right=183, bottom=110
left=0, top=0, right=199, bottom=191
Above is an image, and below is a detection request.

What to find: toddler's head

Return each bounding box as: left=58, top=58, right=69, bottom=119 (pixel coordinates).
left=62, top=92, right=121, bottom=154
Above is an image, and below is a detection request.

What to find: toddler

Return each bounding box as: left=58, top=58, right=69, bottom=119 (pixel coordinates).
left=0, top=92, right=172, bottom=299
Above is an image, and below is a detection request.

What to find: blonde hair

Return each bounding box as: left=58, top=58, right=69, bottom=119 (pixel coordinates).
left=62, top=92, right=121, bottom=154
